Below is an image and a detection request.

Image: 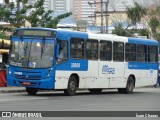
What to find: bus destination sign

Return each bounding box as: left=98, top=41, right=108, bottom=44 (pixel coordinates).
left=14, top=29, right=56, bottom=38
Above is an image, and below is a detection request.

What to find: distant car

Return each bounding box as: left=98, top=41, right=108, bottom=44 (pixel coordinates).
left=0, top=62, right=7, bottom=87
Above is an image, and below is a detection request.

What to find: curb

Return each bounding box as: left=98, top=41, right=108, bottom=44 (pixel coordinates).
left=0, top=87, right=26, bottom=93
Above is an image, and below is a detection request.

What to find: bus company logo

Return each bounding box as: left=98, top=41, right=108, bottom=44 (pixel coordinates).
left=102, top=65, right=115, bottom=74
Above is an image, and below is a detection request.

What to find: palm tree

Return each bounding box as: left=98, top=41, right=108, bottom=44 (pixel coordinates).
left=126, top=2, right=147, bottom=28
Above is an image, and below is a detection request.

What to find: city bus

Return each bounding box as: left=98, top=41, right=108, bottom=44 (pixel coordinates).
left=7, top=28, right=159, bottom=95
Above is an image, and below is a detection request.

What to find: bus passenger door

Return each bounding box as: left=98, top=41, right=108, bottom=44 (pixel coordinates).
left=108, top=42, right=125, bottom=88
left=55, top=39, right=69, bottom=89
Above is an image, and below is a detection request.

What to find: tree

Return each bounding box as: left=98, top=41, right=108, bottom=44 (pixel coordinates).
left=25, top=0, right=72, bottom=28
left=0, top=0, right=72, bottom=39
left=0, top=0, right=32, bottom=27
left=147, top=5, right=160, bottom=40
left=26, top=0, right=49, bottom=27
left=46, top=12, right=72, bottom=28
left=148, top=17, right=160, bottom=38
left=112, top=24, right=132, bottom=37
left=126, top=2, right=147, bottom=27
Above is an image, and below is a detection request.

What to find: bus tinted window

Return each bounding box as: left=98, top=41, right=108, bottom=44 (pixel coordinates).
left=125, top=43, right=136, bottom=62
left=137, top=44, right=147, bottom=62
left=57, top=40, right=68, bottom=64
left=113, top=42, right=124, bottom=61
left=148, top=45, right=158, bottom=62
left=86, top=39, right=98, bottom=60
left=70, top=38, right=84, bottom=59
left=100, top=40, right=112, bottom=61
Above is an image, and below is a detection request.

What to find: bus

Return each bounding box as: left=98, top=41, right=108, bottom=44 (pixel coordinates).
left=7, top=28, right=159, bottom=96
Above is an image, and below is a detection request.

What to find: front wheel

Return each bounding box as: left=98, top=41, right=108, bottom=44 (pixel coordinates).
left=26, top=87, right=38, bottom=95
left=64, top=76, right=77, bottom=96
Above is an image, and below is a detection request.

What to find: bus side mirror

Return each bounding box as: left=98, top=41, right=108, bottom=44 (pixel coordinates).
left=56, top=44, right=60, bottom=58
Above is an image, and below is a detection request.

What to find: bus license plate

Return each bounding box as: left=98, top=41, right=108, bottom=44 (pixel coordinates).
left=22, top=82, right=31, bottom=85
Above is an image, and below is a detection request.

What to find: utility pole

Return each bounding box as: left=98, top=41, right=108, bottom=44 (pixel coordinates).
left=100, top=0, right=104, bottom=33
left=88, top=0, right=104, bottom=33
left=88, top=0, right=110, bottom=34
left=105, top=0, right=109, bottom=34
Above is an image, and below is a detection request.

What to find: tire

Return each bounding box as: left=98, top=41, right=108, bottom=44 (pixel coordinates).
left=26, top=87, right=38, bottom=95
left=118, top=76, right=135, bottom=94
left=64, top=76, right=77, bottom=96
left=88, top=89, right=102, bottom=94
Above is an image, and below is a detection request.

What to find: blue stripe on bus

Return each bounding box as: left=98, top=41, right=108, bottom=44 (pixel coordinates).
left=128, top=62, right=158, bottom=70
left=128, top=38, right=158, bottom=45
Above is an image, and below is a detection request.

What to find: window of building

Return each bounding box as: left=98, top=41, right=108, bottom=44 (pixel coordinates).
left=113, top=42, right=124, bottom=61
left=100, top=40, right=112, bottom=61
left=70, top=38, right=84, bottom=59
left=125, top=43, right=136, bottom=62
left=137, top=44, right=147, bottom=62
left=86, top=39, right=98, bottom=60
left=148, top=45, right=158, bottom=63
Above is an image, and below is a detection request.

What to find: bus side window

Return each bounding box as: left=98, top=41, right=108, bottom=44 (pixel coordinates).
left=137, top=44, right=147, bottom=62
left=113, top=42, right=124, bottom=61
left=86, top=39, right=98, bottom=60
left=70, top=37, right=84, bottom=59
left=125, top=43, right=136, bottom=62
left=148, top=45, right=158, bottom=63
left=57, top=40, right=68, bottom=64
left=100, top=40, right=112, bottom=61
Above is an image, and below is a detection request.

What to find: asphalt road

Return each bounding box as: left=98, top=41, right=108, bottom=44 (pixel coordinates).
left=0, top=87, right=160, bottom=119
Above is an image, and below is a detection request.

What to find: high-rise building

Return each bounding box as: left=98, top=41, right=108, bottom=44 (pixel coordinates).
left=43, top=0, right=71, bottom=12
left=73, top=0, right=98, bottom=25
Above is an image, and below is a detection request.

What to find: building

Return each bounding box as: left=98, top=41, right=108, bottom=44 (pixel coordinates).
left=43, top=0, right=71, bottom=12
left=73, top=0, right=98, bottom=25
left=73, top=0, right=157, bottom=25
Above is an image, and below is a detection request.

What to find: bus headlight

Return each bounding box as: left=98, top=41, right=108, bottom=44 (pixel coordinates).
left=47, top=74, right=50, bottom=77
left=9, top=71, right=11, bottom=74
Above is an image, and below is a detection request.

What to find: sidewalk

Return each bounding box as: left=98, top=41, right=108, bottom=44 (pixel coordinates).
left=0, top=87, right=26, bottom=93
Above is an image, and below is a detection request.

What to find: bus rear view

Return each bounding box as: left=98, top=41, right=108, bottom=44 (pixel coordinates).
left=7, top=28, right=57, bottom=95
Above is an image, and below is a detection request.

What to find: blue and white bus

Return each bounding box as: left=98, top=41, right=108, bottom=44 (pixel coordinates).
left=7, top=28, right=158, bottom=95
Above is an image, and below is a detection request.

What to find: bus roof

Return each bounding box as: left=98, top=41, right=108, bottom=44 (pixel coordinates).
left=15, top=28, right=158, bottom=45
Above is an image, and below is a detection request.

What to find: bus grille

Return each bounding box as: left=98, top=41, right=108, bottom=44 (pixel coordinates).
left=15, top=75, right=41, bottom=80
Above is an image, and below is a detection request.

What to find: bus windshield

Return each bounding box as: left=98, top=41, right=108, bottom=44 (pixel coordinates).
left=9, top=38, right=54, bottom=68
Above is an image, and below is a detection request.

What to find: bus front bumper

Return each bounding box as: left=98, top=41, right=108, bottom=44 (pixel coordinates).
left=7, top=74, right=55, bottom=89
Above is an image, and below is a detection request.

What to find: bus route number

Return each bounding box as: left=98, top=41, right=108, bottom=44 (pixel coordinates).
left=71, top=63, right=80, bottom=68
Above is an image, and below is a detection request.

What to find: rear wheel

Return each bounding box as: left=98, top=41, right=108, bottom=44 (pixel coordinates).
left=64, top=76, right=77, bottom=96
left=118, top=76, right=135, bottom=94
left=88, top=89, right=102, bottom=94
left=26, top=87, right=38, bottom=95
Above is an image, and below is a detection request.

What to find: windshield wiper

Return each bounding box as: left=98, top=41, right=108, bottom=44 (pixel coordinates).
left=41, top=37, right=46, bottom=59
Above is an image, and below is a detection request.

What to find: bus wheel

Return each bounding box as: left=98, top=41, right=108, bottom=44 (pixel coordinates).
left=88, top=89, right=102, bottom=94
left=64, top=76, right=77, bottom=96
left=26, top=87, right=38, bottom=95
left=118, top=76, right=135, bottom=94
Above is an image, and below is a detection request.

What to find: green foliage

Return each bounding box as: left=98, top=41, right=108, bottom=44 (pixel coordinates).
left=26, top=0, right=72, bottom=28
left=126, top=2, right=147, bottom=25
left=0, top=0, right=32, bottom=27
left=138, top=29, right=149, bottom=38
left=149, top=17, right=160, bottom=33
left=46, top=12, right=72, bottom=28
left=0, top=0, right=72, bottom=39
left=0, top=31, right=10, bottom=40
left=112, top=24, right=132, bottom=37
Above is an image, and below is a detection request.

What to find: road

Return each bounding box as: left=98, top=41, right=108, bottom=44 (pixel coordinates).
left=0, top=87, right=160, bottom=119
